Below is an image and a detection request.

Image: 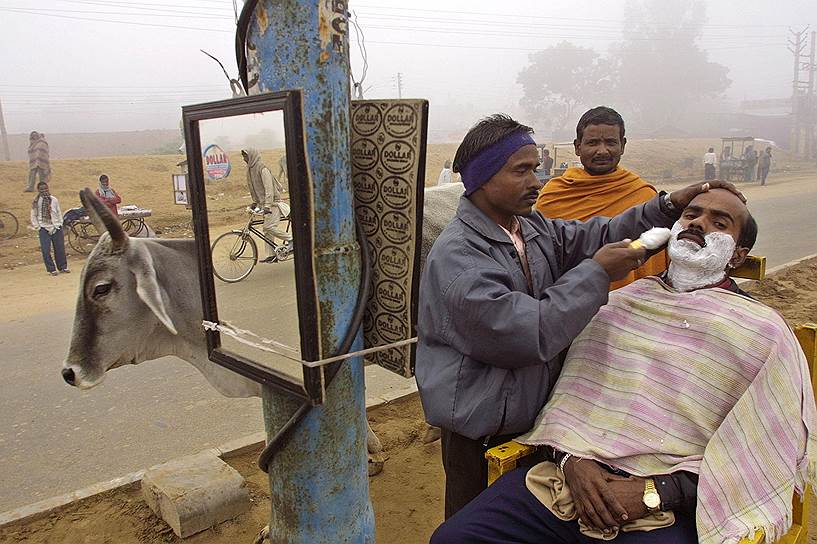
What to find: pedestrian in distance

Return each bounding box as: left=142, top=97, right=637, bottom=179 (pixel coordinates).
left=95, top=174, right=122, bottom=215
left=25, top=131, right=51, bottom=193
left=703, top=146, right=717, bottom=181
left=437, top=159, right=455, bottom=185
left=30, top=181, right=69, bottom=276
left=757, top=147, right=772, bottom=186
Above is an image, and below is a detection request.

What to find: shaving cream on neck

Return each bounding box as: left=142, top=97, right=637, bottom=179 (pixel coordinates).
left=666, top=221, right=736, bottom=292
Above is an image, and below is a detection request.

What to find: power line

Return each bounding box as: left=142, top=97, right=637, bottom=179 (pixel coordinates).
left=0, top=7, right=232, bottom=32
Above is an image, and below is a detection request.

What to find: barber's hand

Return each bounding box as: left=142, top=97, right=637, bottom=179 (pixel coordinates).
left=563, top=457, right=630, bottom=533
left=592, top=240, right=647, bottom=281
left=669, top=180, right=746, bottom=210
left=606, top=477, right=648, bottom=522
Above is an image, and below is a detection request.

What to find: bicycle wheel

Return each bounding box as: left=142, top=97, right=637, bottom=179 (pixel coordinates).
left=0, top=211, right=19, bottom=240
left=68, top=223, right=99, bottom=254
left=211, top=231, right=257, bottom=283
left=121, top=218, right=139, bottom=236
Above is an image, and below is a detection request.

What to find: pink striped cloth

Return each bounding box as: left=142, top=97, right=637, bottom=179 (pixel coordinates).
left=519, top=277, right=817, bottom=543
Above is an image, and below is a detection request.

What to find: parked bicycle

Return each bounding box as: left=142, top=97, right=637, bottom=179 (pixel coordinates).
left=210, top=205, right=293, bottom=283
left=0, top=210, right=19, bottom=240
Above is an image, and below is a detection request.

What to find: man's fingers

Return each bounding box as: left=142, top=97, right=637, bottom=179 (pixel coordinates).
left=599, top=485, right=630, bottom=523
left=705, top=180, right=747, bottom=202
left=580, top=498, right=608, bottom=532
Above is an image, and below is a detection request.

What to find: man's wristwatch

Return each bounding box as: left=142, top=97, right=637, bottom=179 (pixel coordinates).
left=660, top=191, right=677, bottom=214
left=643, top=478, right=661, bottom=513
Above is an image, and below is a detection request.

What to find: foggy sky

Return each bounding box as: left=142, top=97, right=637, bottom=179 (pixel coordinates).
left=1, top=0, right=815, bottom=139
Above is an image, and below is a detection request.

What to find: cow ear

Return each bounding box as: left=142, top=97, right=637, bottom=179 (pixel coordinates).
left=128, top=243, right=178, bottom=335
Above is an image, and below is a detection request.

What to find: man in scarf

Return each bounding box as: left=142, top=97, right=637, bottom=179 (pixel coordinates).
left=25, top=131, right=51, bottom=193
left=416, top=113, right=744, bottom=520
left=535, top=107, right=668, bottom=290
left=95, top=174, right=122, bottom=215
left=241, top=148, right=292, bottom=262
left=30, top=181, right=69, bottom=276
left=432, top=188, right=817, bottom=544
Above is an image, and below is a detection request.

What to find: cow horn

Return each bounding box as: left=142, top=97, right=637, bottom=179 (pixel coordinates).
left=79, top=188, right=127, bottom=251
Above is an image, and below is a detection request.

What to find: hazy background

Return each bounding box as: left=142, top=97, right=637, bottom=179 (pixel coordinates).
left=1, top=0, right=815, bottom=146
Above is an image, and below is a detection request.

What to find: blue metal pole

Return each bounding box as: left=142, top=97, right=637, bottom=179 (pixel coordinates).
left=248, top=1, right=375, bottom=542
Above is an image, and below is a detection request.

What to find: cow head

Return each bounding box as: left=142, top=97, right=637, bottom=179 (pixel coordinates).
left=62, top=189, right=178, bottom=389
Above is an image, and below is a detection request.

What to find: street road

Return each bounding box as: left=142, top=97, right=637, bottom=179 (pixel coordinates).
left=0, top=175, right=815, bottom=512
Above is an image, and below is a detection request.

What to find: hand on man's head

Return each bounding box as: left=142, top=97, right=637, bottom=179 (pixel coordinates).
left=669, top=180, right=746, bottom=211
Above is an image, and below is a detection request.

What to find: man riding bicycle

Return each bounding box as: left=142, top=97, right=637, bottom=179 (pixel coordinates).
left=241, top=148, right=292, bottom=263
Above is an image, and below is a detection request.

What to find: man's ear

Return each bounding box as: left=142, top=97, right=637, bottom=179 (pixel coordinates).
left=620, top=136, right=627, bottom=154
left=573, top=139, right=580, bottom=156
left=729, top=246, right=750, bottom=270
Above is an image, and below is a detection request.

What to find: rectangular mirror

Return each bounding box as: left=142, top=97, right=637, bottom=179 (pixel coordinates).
left=183, top=92, right=322, bottom=404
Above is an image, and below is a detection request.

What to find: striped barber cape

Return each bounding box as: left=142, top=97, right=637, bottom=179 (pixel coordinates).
left=519, top=277, right=817, bottom=543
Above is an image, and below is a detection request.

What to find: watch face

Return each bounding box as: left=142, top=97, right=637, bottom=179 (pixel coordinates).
left=644, top=492, right=661, bottom=509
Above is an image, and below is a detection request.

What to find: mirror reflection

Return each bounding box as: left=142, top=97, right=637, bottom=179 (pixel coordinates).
left=198, top=112, right=302, bottom=380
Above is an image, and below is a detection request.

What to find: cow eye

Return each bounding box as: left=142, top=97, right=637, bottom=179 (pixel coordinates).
left=93, top=283, right=112, bottom=298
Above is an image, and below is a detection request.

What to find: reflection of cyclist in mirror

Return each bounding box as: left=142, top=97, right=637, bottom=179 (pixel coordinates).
left=241, top=148, right=292, bottom=263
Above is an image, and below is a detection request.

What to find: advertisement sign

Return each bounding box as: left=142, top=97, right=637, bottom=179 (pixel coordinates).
left=202, top=144, right=231, bottom=180
left=172, top=173, right=188, bottom=205
left=351, top=99, right=428, bottom=378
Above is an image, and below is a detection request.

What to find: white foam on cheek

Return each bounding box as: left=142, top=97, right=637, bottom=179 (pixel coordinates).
left=666, top=221, right=736, bottom=292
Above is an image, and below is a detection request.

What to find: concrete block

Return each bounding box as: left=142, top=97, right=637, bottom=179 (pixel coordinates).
left=141, top=452, right=250, bottom=538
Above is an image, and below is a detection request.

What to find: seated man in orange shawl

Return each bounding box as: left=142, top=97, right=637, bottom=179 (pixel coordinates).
left=536, top=107, right=667, bottom=289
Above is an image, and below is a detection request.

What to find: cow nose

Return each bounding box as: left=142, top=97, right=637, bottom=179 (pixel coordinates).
left=62, top=367, right=76, bottom=386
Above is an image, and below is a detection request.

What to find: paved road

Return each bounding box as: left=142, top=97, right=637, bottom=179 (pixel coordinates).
left=1, top=177, right=815, bottom=512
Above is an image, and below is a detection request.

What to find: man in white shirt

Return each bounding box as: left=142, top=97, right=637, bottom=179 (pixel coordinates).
left=703, top=147, right=717, bottom=181
left=437, top=160, right=455, bottom=185
left=30, top=181, right=69, bottom=276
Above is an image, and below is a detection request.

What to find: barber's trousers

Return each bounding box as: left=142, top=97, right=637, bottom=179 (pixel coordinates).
left=441, top=428, right=544, bottom=519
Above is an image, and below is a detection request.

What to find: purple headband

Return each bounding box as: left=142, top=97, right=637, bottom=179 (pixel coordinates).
left=460, top=131, right=536, bottom=196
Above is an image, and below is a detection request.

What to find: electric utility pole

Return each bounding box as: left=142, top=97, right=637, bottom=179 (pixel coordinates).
left=397, top=72, right=403, bottom=99
left=248, top=1, right=374, bottom=542
left=0, top=98, right=10, bottom=161
left=788, top=27, right=814, bottom=157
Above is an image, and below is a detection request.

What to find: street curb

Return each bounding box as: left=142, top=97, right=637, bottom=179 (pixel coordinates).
left=7, top=252, right=813, bottom=530
left=0, top=386, right=419, bottom=529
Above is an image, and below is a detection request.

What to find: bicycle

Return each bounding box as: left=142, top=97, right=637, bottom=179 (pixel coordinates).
left=0, top=210, right=19, bottom=240
left=210, top=205, right=293, bottom=283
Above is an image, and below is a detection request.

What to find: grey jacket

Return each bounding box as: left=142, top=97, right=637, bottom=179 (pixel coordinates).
left=415, top=194, right=677, bottom=440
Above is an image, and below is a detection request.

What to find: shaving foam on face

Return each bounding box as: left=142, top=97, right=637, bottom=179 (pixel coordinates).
left=666, top=221, right=736, bottom=292
left=628, top=227, right=672, bottom=250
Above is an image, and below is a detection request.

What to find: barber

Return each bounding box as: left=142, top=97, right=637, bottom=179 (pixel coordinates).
left=415, top=114, right=742, bottom=519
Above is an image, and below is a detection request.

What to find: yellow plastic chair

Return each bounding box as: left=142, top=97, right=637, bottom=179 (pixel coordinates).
left=486, top=256, right=815, bottom=543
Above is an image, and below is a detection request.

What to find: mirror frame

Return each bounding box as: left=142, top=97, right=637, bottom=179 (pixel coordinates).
left=183, top=91, right=323, bottom=404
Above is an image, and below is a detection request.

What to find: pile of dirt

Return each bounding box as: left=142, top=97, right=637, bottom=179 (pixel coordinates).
left=746, top=256, right=817, bottom=326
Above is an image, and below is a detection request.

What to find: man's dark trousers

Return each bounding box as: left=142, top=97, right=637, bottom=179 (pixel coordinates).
left=441, top=428, right=544, bottom=519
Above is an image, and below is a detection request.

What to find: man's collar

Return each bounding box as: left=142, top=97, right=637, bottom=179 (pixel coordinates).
left=455, top=196, right=539, bottom=243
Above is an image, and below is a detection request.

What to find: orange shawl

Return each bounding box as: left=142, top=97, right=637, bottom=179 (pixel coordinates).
left=536, top=167, right=668, bottom=290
